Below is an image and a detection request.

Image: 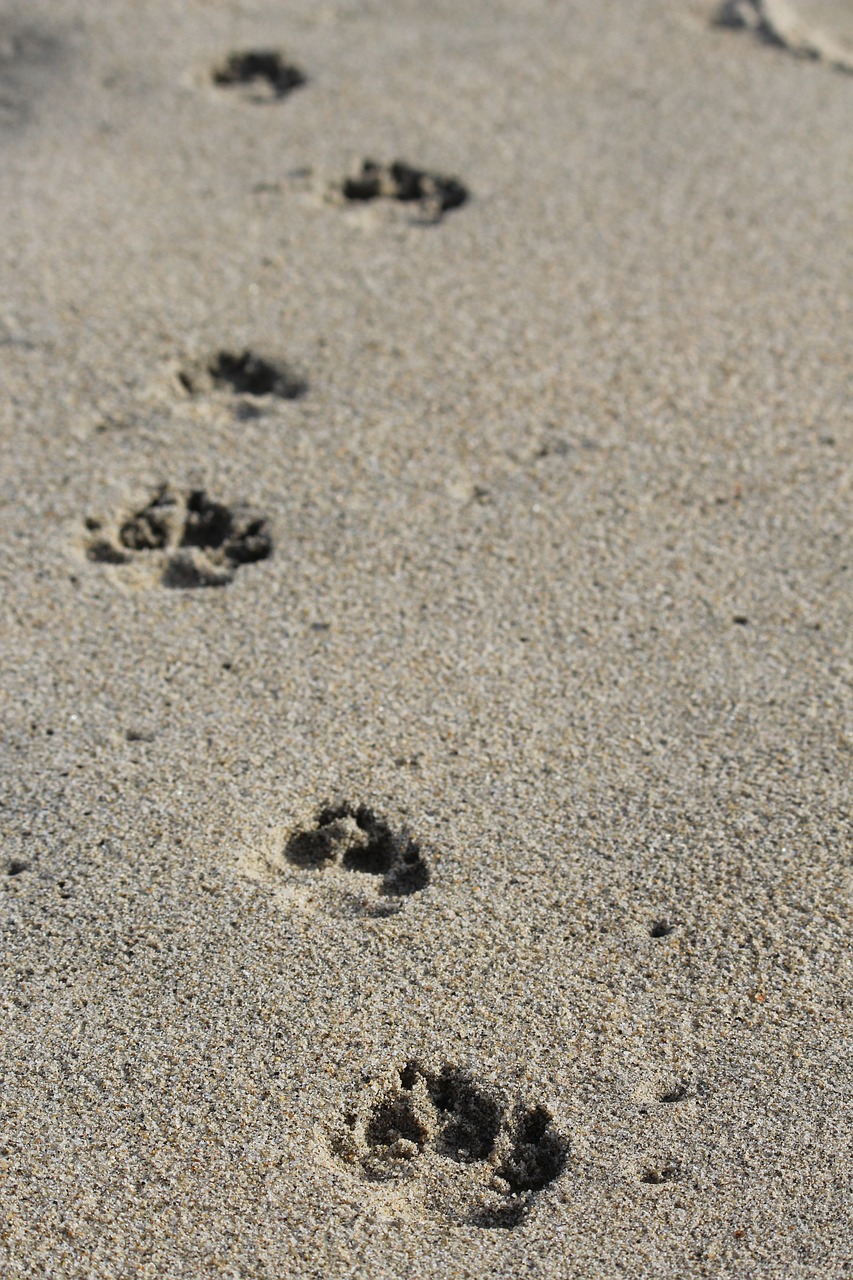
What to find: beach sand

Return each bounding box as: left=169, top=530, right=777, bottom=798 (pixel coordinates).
left=0, top=0, right=850, bottom=1275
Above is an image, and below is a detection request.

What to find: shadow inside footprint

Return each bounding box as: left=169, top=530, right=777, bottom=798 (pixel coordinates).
left=497, top=1104, right=569, bottom=1194
left=180, top=490, right=231, bottom=550
left=428, top=1066, right=502, bottom=1162
left=363, top=1094, right=430, bottom=1164
left=211, top=50, right=306, bottom=99
left=119, top=485, right=176, bottom=551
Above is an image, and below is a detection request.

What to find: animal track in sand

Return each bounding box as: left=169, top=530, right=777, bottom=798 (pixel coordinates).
left=715, top=0, right=853, bottom=71
left=338, top=160, right=468, bottom=221
left=330, top=1060, right=568, bottom=1228
left=211, top=50, right=306, bottom=100
left=179, top=350, right=306, bottom=400
left=241, top=802, right=429, bottom=917
left=85, top=486, right=272, bottom=588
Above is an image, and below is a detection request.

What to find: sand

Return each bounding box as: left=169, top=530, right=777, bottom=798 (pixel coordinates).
left=0, top=0, right=851, bottom=1275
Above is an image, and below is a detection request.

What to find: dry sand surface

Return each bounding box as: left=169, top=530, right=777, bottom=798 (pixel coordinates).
left=1, top=0, right=851, bottom=1276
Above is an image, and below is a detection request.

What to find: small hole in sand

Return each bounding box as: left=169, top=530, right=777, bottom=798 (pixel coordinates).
left=7, top=859, right=29, bottom=876
left=180, top=490, right=232, bottom=550
left=659, top=1084, right=688, bottom=1104
left=650, top=920, right=675, bottom=938
left=87, top=540, right=130, bottom=564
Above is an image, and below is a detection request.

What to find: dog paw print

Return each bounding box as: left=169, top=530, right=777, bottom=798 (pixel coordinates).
left=331, top=1061, right=568, bottom=1228
left=211, top=50, right=306, bottom=100
left=288, top=802, right=428, bottom=896
left=85, top=486, right=272, bottom=588
left=338, top=160, right=468, bottom=221
left=178, top=349, right=306, bottom=401
left=242, top=803, right=429, bottom=916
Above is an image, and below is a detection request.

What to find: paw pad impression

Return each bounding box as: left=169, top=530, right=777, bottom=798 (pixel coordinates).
left=86, top=486, right=272, bottom=588
left=331, top=1060, right=568, bottom=1228
left=285, top=802, right=429, bottom=898
left=340, top=160, right=468, bottom=220
left=179, top=349, right=306, bottom=400
left=211, top=50, right=306, bottom=99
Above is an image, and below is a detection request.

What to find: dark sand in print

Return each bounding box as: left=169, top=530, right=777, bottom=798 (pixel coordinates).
left=0, top=0, right=850, bottom=1276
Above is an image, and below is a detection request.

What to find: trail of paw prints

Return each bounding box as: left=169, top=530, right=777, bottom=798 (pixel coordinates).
left=715, top=0, right=853, bottom=71
left=335, top=160, right=468, bottom=223
left=85, top=485, right=272, bottom=588
left=242, top=802, right=430, bottom=917
left=210, top=49, right=307, bottom=100
left=329, top=1060, right=568, bottom=1229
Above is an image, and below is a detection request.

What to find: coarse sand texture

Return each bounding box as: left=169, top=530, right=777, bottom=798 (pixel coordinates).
left=0, top=0, right=850, bottom=1277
